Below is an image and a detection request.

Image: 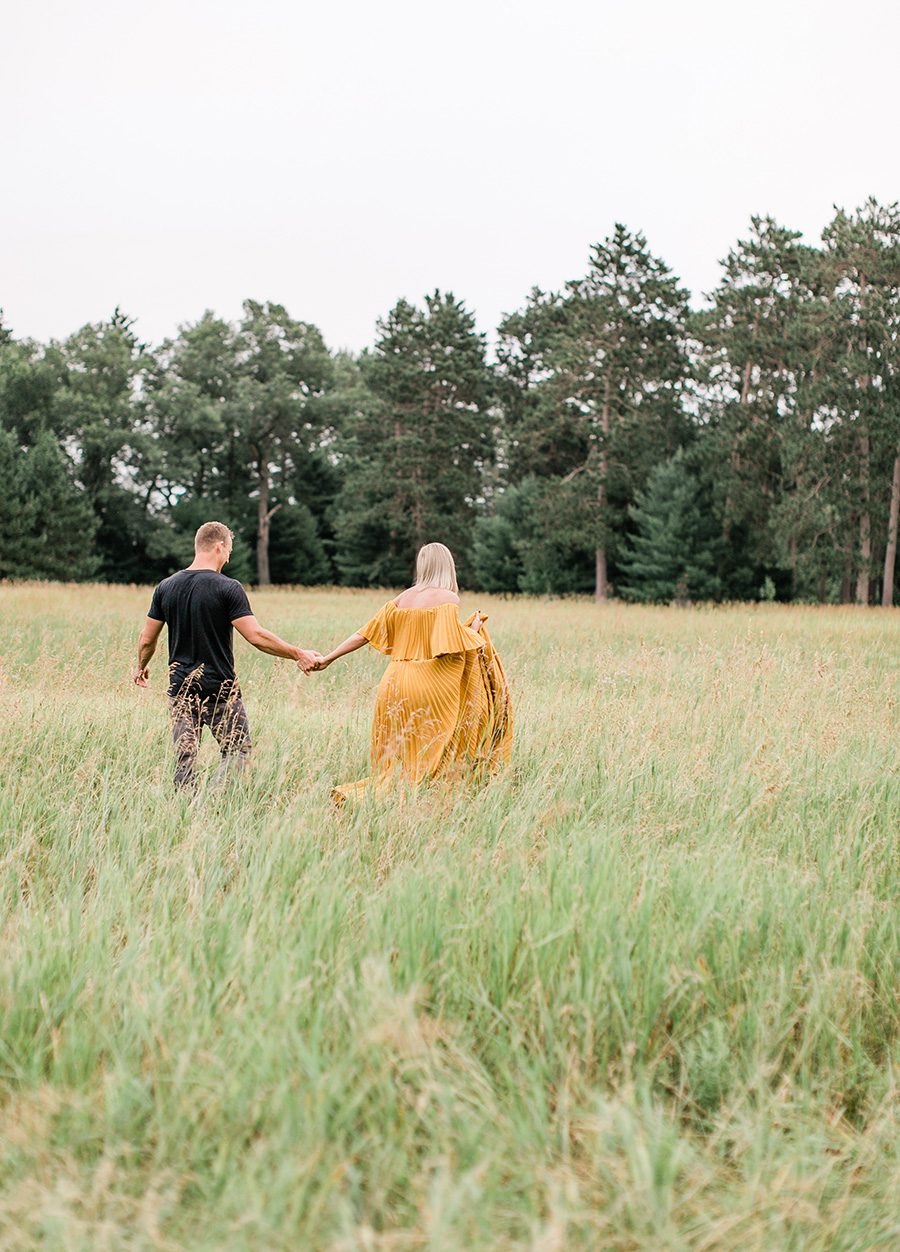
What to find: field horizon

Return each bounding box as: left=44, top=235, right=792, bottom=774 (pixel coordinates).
left=1, top=583, right=897, bottom=1250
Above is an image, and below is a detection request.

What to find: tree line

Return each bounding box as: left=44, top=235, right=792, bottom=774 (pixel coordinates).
left=1, top=198, right=899, bottom=604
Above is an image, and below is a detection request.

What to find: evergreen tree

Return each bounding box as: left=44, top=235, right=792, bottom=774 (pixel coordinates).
left=0, top=336, right=58, bottom=445
left=144, top=494, right=255, bottom=584
left=495, top=290, right=592, bottom=483
left=334, top=292, right=492, bottom=586
left=0, top=331, right=98, bottom=580
left=228, top=301, right=333, bottom=584
left=266, top=503, right=331, bottom=584
left=471, top=476, right=598, bottom=595
left=144, top=305, right=338, bottom=585
left=278, top=349, right=358, bottom=580
left=144, top=312, right=237, bottom=510
left=0, top=428, right=24, bottom=573
left=472, top=483, right=532, bottom=593
left=694, top=216, right=825, bottom=600
left=0, top=428, right=97, bottom=580
left=50, top=309, right=154, bottom=581
left=497, top=226, right=691, bottom=600
left=567, top=227, right=692, bottom=600
left=818, top=199, right=900, bottom=604
left=142, top=313, right=255, bottom=581
left=619, top=451, right=723, bottom=604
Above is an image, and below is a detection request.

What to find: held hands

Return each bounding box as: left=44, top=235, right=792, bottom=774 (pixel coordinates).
left=295, top=630, right=365, bottom=673
left=294, top=649, right=334, bottom=673
left=295, top=648, right=325, bottom=675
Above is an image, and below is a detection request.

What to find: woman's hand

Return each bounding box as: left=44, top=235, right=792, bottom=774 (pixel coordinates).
left=312, top=633, right=367, bottom=670
left=471, top=612, right=485, bottom=633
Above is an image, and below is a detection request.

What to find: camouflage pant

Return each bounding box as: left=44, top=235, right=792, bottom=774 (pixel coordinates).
left=168, top=680, right=251, bottom=789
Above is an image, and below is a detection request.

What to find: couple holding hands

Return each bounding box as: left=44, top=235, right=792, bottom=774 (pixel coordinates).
left=135, top=523, right=512, bottom=800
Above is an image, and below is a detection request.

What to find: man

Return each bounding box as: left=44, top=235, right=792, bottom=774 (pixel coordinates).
left=134, top=521, right=320, bottom=789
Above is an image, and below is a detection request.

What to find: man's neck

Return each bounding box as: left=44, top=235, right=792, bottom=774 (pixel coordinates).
left=186, top=557, right=222, bottom=573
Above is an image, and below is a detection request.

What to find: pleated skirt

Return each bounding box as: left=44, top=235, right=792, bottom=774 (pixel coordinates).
left=333, top=648, right=511, bottom=803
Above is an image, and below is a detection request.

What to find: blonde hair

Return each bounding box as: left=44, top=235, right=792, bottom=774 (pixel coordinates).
left=414, top=542, right=458, bottom=592
left=194, top=521, right=234, bottom=551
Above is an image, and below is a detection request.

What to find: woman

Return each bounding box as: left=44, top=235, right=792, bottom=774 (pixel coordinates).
left=316, top=543, right=512, bottom=803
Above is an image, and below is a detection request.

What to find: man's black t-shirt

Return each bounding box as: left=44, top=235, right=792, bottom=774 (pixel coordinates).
left=147, top=570, right=253, bottom=695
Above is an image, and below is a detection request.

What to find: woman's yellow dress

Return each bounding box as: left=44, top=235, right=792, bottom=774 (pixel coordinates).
left=333, top=601, right=512, bottom=803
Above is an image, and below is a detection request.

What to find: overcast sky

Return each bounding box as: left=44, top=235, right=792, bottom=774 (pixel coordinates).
left=3, top=0, right=898, bottom=353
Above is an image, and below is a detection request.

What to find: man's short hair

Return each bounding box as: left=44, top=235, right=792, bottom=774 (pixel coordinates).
left=194, top=521, right=234, bottom=551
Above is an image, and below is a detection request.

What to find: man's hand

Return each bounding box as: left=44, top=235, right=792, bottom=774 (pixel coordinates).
left=295, top=648, right=324, bottom=675
left=136, top=617, right=163, bottom=687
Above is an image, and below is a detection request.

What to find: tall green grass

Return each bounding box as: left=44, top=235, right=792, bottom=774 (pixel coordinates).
left=0, top=584, right=897, bottom=1249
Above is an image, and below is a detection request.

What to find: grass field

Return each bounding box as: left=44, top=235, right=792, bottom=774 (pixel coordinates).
left=0, top=583, right=898, bottom=1251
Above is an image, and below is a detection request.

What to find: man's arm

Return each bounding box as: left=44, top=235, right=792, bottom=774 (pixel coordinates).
left=232, top=615, right=321, bottom=674
left=134, top=617, right=164, bottom=686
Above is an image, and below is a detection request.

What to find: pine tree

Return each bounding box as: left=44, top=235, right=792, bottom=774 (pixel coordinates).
left=695, top=216, right=825, bottom=599
left=229, top=301, right=333, bottom=585
left=145, top=308, right=339, bottom=585
left=144, top=494, right=255, bottom=584
left=0, top=428, right=24, bottom=572
left=334, top=292, right=492, bottom=586
left=0, top=336, right=58, bottom=445
left=472, top=482, right=532, bottom=593
left=0, top=332, right=98, bottom=580
left=145, top=312, right=236, bottom=509
left=818, top=200, right=900, bottom=604
left=618, top=451, right=723, bottom=604
left=497, top=226, right=691, bottom=601
left=471, top=476, right=599, bottom=595
left=0, top=428, right=97, bottom=580
left=50, top=309, right=153, bottom=580
left=266, top=503, right=331, bottom=584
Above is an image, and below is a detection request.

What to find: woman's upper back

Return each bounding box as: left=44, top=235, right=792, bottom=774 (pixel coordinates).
left=359, top=592, right=481, bottom=660
left=393, top=585, right=460, bottom=610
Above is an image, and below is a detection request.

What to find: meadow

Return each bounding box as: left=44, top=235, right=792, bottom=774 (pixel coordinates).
left=0, top=583, right=897, bottom=1251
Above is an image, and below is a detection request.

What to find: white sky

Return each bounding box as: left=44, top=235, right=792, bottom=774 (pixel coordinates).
left=2, top=0, right=898, bottom=353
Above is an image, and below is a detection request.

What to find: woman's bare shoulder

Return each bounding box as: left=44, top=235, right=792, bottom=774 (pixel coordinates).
left=394, top=586, right=460, bottom=609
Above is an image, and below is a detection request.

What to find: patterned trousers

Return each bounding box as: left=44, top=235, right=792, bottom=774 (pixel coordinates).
left=167, top=679, right=252, bottom=789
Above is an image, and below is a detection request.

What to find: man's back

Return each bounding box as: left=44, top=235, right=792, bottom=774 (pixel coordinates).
left=136, top=519, right=320, bottom=790
left=148, top=569, right=251, bottom=694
